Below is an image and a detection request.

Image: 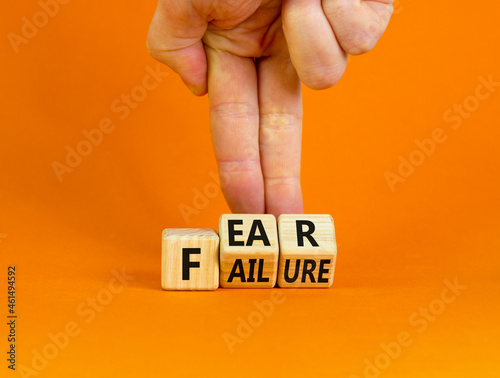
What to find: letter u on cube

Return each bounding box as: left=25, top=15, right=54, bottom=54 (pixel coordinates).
left=161, top=214, right=337, bottom=290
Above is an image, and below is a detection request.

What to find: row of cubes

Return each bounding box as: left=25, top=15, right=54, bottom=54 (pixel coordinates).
left=161, top=214, right=337, bottom=290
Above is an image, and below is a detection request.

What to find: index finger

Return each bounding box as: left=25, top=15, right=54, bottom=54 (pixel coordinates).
left=207, top=47, right=265, bottom=214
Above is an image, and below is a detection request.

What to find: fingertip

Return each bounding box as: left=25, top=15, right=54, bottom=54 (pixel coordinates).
left=264, top=178, right=304, bottom=219
left=299, top=62, right=347, bottom=90
left=182, top=78, right=207, bottom=96
left=191, top=86, right=208, bottom=96
left=220, top=169, right=265, bottom=214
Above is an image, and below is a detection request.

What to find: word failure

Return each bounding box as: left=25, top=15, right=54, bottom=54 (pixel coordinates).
left=161, top=214, right=337, bottom=290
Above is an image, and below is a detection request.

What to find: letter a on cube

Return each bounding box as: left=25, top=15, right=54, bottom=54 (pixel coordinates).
left=161, top=229, right=219, bottom=290
left=277, top=215, right=337, bottom=288
left=219, top=214, right=279, bottom=288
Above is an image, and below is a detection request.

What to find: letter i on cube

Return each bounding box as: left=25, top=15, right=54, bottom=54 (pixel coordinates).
left=219, top=214, right=279, bottom=288
left=161, top=214, right=337, bottom=290
left=161, top=229, right=219, bottom=290
left=277, top=215, right=337, bottom=288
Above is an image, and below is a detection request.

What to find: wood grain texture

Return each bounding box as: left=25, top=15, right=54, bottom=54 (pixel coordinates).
left=161, top=228, right=219, bottom=290
left=219, top=214, right=279, bottom=288
left=277, top=214, right=337, bottom=288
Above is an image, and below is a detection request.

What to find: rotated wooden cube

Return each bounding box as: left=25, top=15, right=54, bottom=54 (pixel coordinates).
left=219, top=214, right=279, bottom=288
left=277, top=214, right=337, bottom=288
left=161, top=228, right=219, bottom=290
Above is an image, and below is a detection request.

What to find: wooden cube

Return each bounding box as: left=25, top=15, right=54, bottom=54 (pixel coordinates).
left=161, top=228, right=219, bottom=290
left=219, top=214, right=279, bottom=288
left=277, top=215, right=337, bottom=288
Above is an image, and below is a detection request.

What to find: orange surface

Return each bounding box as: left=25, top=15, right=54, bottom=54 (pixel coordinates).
left=1, top=0, right=500, bottom=377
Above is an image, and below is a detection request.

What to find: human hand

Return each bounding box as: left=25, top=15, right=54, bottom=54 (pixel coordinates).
left=147, top=0, right=393, bottom=217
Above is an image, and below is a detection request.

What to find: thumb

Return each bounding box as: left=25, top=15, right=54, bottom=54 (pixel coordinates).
left=147, top=0, right=208, bottom=95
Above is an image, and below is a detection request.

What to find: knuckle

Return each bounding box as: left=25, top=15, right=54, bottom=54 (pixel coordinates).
left=260, top=113, right=301, bottom=146
left=264, top=176, right=301, bottom=188
left=210, top=102, right=259, bottom=120
left=260, top=113, right=301, bottom=131
left=323, top=0, right=392, bottom=55
left=322, top=0, right=347, bottom=20
left=146, top=36, right=164, bottom=61
left=218, top=159, right=261, bottom=175
left=341, top=23, right=383, bottom=55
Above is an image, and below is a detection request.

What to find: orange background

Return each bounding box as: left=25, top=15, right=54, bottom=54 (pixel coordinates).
left=1, top=0, right=499, bottom=377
